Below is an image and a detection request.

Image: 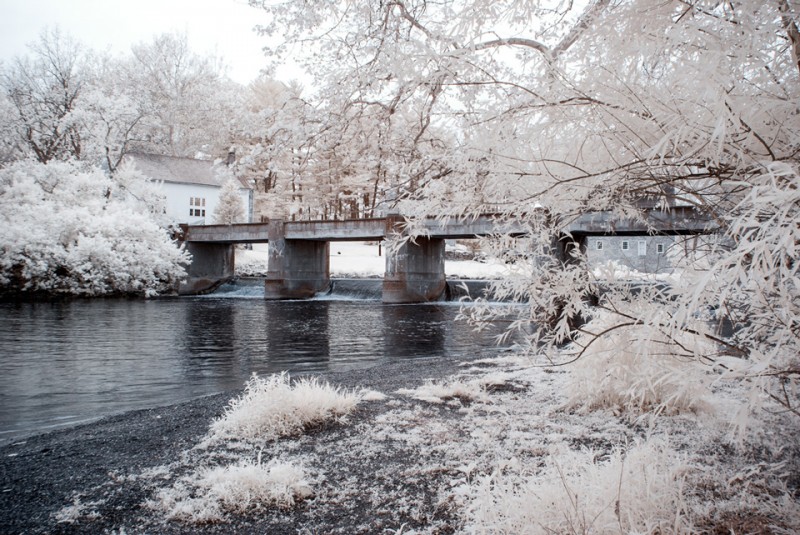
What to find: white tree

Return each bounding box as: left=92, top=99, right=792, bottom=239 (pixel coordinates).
left=213, top=176, right=246, bottom=224
left=253, top=0, right=800, bottom=421
left=1, top=30, right=248, bottom=172
left=0, top=91, right=24, bottom=164
left=0, top=28, right=88, bottom=163
left=124, top=32, right=243, bottom=159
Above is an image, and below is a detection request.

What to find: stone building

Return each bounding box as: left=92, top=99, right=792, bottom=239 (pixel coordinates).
left=586, top=235, right=676, bottom=274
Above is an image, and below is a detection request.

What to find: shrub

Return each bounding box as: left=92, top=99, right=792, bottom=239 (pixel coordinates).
left=460, top=437, right=692, bottom=534
left=0, top=159, right=188, bottom=297
left=563, top=312, right=714, bottom=417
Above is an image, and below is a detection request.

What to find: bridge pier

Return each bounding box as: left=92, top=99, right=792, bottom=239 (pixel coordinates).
left=382, top=221, right=446, bottom=303
left=264, top=220, right=331, bottom=299
left=178, top=242, right=235, bottom=295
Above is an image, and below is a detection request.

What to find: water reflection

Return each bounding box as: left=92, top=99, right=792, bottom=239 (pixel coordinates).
left=263, top=301, right=331, bottom=371
left=179, top=299, right=249, bottom=391
left=383, top=304, right=447, bottom=358
left=0, top=298, right=519, bottom=442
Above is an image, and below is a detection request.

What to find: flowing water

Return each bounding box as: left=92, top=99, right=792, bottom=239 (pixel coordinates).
left=0, top=280, right=518, bottom=443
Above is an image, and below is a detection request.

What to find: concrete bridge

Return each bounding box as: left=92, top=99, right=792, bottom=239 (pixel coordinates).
left=179, top=207, right=713, bottom=303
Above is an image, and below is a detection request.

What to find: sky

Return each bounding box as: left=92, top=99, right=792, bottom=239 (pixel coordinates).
left=0, top=0, right=293, bottom=85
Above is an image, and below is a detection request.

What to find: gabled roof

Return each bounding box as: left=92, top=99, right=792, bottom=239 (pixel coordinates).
left=124, top=152, right=222, bottom=187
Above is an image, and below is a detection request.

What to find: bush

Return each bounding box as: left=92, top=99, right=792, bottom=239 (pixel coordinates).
left=460, top=437, right=692, bottom=534
left=563, top=312, right=714, bottom=417
left=0, top=160, right=188, bottom=297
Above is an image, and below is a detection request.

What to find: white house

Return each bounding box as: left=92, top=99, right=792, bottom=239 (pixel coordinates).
left=124, top=152, right=252, bottom=225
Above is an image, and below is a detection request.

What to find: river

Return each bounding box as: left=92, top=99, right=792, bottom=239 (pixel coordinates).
left=0, top=280, right=519, bottom=444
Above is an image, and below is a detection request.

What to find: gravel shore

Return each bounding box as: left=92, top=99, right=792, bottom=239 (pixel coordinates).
left=5, top=350, right=799, bottom=534
left=0, top=355, right=475, bottom=534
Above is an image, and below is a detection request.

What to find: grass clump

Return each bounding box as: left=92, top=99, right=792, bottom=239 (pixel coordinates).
left=396, top=373, right=514, bottom=404
left=209, top=372, right=360, bottom=442
left=152, top=457, right=313, bottom=523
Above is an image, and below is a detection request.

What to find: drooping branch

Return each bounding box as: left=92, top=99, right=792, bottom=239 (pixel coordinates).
left=389, top=0, right=609, bottom=64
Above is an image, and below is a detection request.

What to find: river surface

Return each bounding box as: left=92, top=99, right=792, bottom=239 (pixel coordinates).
left=0, top=281, right=518, bottom=443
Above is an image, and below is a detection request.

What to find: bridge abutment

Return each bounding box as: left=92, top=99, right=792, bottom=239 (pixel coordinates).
left=178, top=242, right=235, bottom=295
left=264, top=220, right=331, bottom=299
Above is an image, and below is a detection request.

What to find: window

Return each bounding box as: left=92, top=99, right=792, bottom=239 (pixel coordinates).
left=621, top=240, right=629, bottom=251
left=657, top=243, right=665, bottom=254
left=189, top=198, right=206, bottom=218
left=596, top=240, right=603, bottom=250
left=638, top=240, right=647, bottom=256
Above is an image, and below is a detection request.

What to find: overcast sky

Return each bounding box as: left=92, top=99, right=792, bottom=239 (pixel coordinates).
left=0, top=0, right=290, bottom=85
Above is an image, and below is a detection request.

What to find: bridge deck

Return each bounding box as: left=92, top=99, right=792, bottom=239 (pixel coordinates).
left=184, top=208, right=715, bottom=244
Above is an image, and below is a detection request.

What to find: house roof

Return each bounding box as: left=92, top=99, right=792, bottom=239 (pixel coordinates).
left=124, top=152, right=251, bottom=189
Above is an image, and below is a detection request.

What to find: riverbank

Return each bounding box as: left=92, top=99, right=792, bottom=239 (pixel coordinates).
left=0, top=354, right=478, bottom=534
left=2, top=349, right=799, bottom=534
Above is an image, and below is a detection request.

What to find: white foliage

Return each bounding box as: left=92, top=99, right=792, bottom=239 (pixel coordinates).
left=703, top=164, right=800, bottom=426
left=54, top=496, right=104, bottom=524
left=563, top=311, right=715, bottom=417
left=397, top=379, right=488, bottom=404
left=360, top=389, right=388, bottom=401
left=0, top=159, right=188, bottom=296
left=152, top=457, right=313, bottom=523
left=212, top=175, right=246, bottom=224
left=209, top=372, right=360, bottom=442
left=459, top=437, right=692, bottom=535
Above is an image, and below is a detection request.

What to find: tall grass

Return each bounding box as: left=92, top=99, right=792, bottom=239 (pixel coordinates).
left=563, top=313, right=714, bottom=417
left=209, top=372, right=360, bottom=442
left=152, top=457, right=313, bottom=523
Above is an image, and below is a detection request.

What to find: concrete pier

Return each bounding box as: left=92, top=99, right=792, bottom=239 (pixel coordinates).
left=178, top=242, right=235, bottom=295
left=382, top=237, right=447, bottom=303
left=264, top=220, right=331, bottom=300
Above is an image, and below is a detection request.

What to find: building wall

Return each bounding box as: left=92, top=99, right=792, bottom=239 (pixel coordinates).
left=160, top=183, right=251, bottom=225
left=586, top=235, right=675, bottom=274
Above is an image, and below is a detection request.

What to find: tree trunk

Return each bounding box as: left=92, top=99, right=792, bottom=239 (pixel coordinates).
left=779, top=0, right=800, bottom=78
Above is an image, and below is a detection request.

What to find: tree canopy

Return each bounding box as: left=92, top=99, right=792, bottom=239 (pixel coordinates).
left=251, top=0, right=800, bottom=422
